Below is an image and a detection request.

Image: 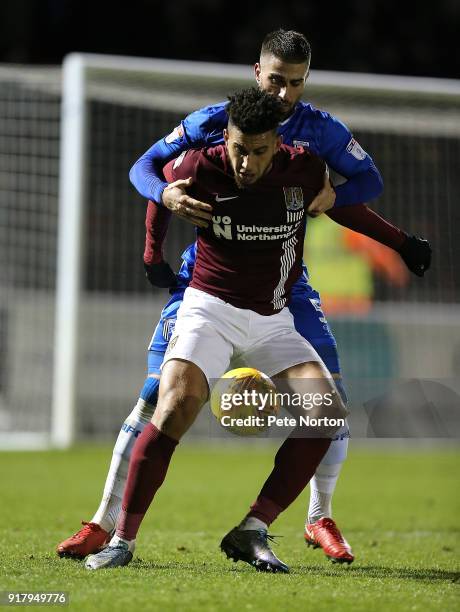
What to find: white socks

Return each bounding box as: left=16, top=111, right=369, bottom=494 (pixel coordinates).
left=109, top=534, right=136, bottom=554
left=91, top=399, right=155, bottom=533
left=307, top=462, right=343, bottom=524
left=238, top=517, right=268, bottom=531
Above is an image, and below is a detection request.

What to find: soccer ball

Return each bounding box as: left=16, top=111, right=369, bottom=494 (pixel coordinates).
left=210, top=367, right=279, bottom=436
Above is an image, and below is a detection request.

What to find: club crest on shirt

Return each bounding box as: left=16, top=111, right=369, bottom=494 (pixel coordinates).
left=283, top=187, right=304, bottom=211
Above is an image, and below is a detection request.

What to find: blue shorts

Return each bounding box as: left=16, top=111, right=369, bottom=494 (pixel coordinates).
left=147, top=288, right=341, bottom=379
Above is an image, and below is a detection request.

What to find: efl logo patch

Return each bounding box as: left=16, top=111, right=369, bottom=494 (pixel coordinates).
left=346, top=138, right=367, bottom=160
left=293, top=139, right=310, bottom=149
left=165, top=124, right=184, bottom=144
left=283, top=187, right=304, bottom=211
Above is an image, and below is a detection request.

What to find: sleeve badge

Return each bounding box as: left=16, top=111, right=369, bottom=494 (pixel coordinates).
left=346, top=138, right=367, bottom=160
left=165, top=124, right=185, bottom=144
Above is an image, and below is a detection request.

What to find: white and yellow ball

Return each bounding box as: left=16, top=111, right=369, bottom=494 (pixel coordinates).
left=210, top=367, right=279, bottom=436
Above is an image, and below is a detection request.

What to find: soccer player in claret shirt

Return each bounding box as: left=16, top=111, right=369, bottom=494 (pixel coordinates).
left=57, top=29, right=431, bottom=564
left=85, top=88, right=348, bottom=572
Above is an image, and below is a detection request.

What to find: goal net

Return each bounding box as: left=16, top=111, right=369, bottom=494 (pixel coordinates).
left=1, top=55, right=459, bottom=447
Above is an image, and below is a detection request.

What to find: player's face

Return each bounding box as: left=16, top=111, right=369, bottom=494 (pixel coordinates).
left=254, top=54, right=309, bottom=118
left=224, top=127, right=281, bottom=188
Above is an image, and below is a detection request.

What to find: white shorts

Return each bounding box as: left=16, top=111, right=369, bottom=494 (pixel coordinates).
left=162, top=287, right=323, bottom=383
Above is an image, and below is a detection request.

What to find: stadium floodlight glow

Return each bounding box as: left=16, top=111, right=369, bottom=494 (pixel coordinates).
left=0, top=53, right=458, bottom=449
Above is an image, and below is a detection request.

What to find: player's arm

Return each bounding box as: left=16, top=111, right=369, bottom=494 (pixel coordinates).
left=130, top=135, right=181, bottom=287
left=320, top=115, right=383, bottom=208
left=129, top=107, right=216, bottom=220
left=318, top=115, right=431, bottom=276
left=141, top=149, right=207, bottom=289
left=130, top=140, right=210, bottom=225
left=143, top=201, right=175, bottom=288
left=146, top=149, right=212, bottom=231
left=130, top=112, right=200, bottom=202
left=326, top=205, right=432, bottom=277
left=161, top=150, right=215, bottom=224
left=306, top=126, right=381, bottom=216
left=130, top=108, right=218, bottom=286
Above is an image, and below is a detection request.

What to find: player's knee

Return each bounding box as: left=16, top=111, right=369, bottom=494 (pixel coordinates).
left=155, top=382, right=207, bottom=435
left=327, top=392, right=348, bottom=425
left=160, top=385, right=206, bottom=415
left=320, top=376, right=348, bottom=437
left=153, top=401, right=199, bottom=438
left=306, top=377, right=347, bottom=421
left=308, top=390, right=347, bottom=438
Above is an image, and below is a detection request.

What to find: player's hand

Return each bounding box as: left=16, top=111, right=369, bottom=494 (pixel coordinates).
left=144, top=261, right=178, bottom=289
left=307, top=168, right=336, bottom=217
left=398, top=235, right=432, bottom=277
left=162, top=177, right=213, bottom=228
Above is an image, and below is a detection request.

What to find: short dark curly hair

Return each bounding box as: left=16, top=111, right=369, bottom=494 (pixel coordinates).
left=261, top=29, right=311, bottom=65
left=226, top=88, right=284, bottom=135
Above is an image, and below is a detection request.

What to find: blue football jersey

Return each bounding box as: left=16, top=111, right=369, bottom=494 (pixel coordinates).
left=129, top=100, right=382, bottom=207
left=129, top=99, right=384, bottom=295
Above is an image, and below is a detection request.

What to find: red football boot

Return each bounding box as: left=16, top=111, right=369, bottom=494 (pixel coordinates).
left=304, top=517, right=354, bottom=564
left=57, top=521, right=110, bottom=559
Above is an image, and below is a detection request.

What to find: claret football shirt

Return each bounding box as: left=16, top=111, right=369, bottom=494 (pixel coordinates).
left=164, top=144, right=325, bottom=315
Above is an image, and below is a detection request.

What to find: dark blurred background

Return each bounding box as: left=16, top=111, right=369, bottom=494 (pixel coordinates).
left=1, top=0, right=459, bottom=78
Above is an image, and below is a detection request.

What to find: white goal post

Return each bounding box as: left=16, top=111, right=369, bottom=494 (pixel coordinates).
left=0, top=54, right=459, bottom=448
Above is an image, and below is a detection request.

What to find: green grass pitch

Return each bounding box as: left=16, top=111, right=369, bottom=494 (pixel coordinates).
left=1, top=444, right=459, bottom=611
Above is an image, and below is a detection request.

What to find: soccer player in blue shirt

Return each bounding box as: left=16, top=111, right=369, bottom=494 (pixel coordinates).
left=57, top=29, right=431, bottom=564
